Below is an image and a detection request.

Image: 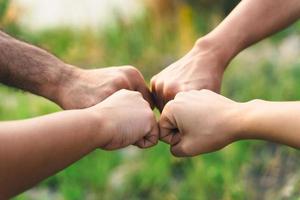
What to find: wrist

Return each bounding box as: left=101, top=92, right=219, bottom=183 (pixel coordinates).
left=51, top=64, right=84, bottom=108
left=221, top=101, right=247, bottom=142
left=84, top=106, right=114, bottom=149
left=55, top=109, right=105, bottom=152
left=234, top=99, right=267, bottom=140
left=194, top=34, right=240, bottom=69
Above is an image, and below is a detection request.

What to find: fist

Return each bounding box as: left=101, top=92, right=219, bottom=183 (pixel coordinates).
left=58, top=65, right=153, bottom=110
left=150, top=39, right=225, bottom=111
left=159, top=90, right=241, bottom=157
left=91, top=89, right=159, bottom=150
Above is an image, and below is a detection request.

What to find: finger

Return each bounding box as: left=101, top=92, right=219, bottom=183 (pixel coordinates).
left=152, top=90, right=161, bottom=112
left=145, top=123, right=159, bottom=146
left=170, top=140, right=189, bottom=157
left=128, top=70, right=154, bottom=109
left=121, top=66, right=154, bottom=108
left=150, top=76, right=156, bottom=94
left=159, top=104, right=180, bottom=144
left=135, top=111, right=159, bottom=149
left=159, top=123, right=180, bottom=145
left=150, top=75, right=164, bottom=112
left=154, top=81, right=164, bottom=112
left=158, top=114, right=173, bottom=144
left=150, top=77, right=162, bottom=111
left=136, top=83, right=155, bottom=109
left=135, top=123, right=159, bottom=149
left=162, top=84, right=181, bottom=107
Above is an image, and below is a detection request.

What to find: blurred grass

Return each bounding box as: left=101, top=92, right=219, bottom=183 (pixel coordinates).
left=0, top=1, right=299, bottom=199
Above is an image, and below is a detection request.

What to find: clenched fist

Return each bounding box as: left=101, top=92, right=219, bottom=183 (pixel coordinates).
left=159, top=90, right=241, bottom=157
left=150, top=38, right=226, bottom=111
left=89, top=89, right=159, bottom=150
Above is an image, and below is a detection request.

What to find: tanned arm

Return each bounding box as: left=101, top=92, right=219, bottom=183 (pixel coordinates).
left=0, top=31, right=153, bottom=109
left=0, top=31, right=74, bottom=103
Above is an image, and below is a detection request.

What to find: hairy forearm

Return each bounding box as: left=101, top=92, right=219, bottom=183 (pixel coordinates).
left=197, top=0, right=300, bottom=66
left=0, top=31, right=79, bottom=103
left=0, top=109, right=102, bottom=198
left=236, top=100, right=300, bottom=148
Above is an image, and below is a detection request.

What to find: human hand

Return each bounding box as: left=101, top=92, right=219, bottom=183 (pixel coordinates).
left=159, top=90, right=242, bottom=157
left=150, top=38, right=227, bottom=111
left=89, top=89, right=159, bottom=150
left=56, top=65, right=153, bottom=110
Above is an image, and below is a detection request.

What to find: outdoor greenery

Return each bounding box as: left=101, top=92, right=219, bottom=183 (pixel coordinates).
left=0, top=1, right=299, bottom=199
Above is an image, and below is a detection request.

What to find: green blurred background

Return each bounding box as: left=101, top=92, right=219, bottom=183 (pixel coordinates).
left=0, top=0, right=300, bottom=199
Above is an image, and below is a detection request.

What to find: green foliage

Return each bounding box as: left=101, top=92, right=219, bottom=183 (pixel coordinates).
left=0, top=0, right=10, bottom=20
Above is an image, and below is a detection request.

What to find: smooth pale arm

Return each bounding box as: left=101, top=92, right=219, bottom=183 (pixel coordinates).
left=237, top=100, right=300, bottom=148
left=200, top=0, right=300, bottom=65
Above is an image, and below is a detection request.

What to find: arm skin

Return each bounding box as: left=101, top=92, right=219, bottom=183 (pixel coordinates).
left=205, top=0, right=300, bottom=64
left=0, top=90, right=158, bottom=199
left=0, top=110, right=98, bottom=199
left=151, top=0, right=300, bottom=111
left=159, top=90, right=300, bottom=157
left=0, top=31, right=153, bottom=109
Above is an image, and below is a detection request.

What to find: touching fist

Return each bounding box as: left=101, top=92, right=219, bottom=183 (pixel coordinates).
left=159, top=90, right=241, bottom=157
left=57, top=65, right=153, bottom=110
left=89, top=89, right=158, bottom=150
left=150, top=39, right=226, bottom=111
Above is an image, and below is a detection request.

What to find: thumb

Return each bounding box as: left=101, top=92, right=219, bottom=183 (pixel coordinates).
left=159, top=103, right=181, bottom=145
left=170, top=140, right=189, bottom=157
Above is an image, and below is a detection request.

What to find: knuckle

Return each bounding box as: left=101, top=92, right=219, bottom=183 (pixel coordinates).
left=174, top=91, right=187, bottom=99
left=144, top=99, right=152, bottom=108
left=117, top=89, right=131, bottom=96
left=150, top=75, right=158, bottom=86
left=123, top=66, right=141, bottom=77
left=104, top=87, right=115, bottom=97
left=189, top=89, right=199, bottom=94
left=142, top=115, right=154, bottom=132
left=154, top=80, right=164, bottom=91
left=131, top=90, right=143, bottom=98
left=136, top=91, right=143, bottom=96
left=119, top=88, right=128, bottom=93
left=163, top=100, right=176, bottom=112
left=139, top=99, right=151, bottom=110
left=145, top=123, right=154, bottom=135
left=248, top=99, right=264, bottom=104
left=114, top=75, right=128, bottom=87
left=146, top=109, right=155, bottom=119
left=200, top=89, right=211, bottom=94
left=166, top=83, right=179, bottom=92
left=164, top=84, right=179, bottom=99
